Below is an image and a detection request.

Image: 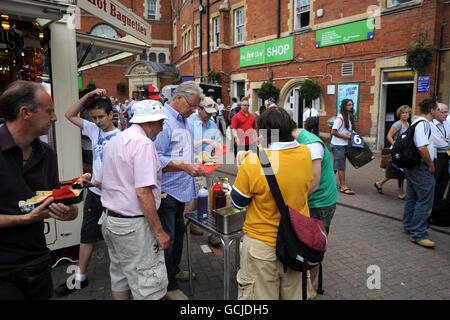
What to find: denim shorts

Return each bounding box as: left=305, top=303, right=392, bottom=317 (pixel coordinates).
left=331, top=144, right=347, bottom=172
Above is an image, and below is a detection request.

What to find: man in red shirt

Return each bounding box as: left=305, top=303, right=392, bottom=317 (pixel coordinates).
left=231, top=97, right=257, bottom=157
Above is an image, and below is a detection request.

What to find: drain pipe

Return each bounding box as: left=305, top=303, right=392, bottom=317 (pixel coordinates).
left=277, top=0, right=280, bottom=38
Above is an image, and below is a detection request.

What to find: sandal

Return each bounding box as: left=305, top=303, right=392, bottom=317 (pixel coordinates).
left=398, top=194, right=406, bottom=200
left=374, top=183, right=383, bottom=194
left=340, top=187, right=355, bottom=195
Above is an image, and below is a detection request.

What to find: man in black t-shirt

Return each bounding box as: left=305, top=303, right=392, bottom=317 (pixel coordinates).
left=0, top=81, right=78, bottom=300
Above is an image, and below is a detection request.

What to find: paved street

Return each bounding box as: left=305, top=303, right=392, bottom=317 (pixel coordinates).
left=51, top=152, right=450, bottom=300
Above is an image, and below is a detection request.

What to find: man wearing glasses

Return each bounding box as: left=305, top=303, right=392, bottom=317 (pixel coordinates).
left=154, top=81, right=206, bottom=300
left=430, top=103, right=449, bottom=226
left=231, top=97, right=257, bottom=158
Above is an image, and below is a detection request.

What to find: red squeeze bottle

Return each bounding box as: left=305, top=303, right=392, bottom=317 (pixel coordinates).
left=212, top=180, right=222, bottom=215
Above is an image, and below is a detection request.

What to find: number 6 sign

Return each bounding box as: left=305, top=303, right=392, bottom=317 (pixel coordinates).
left=351, top=132, right=365, bottom=148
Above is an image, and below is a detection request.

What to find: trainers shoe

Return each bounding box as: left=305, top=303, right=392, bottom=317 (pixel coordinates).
left=164, top=289, right=189, bottom=300
left=208, top=235, right=221, bottom=248
left=409, top=237, right=435, bottom=248
left=190, top=224, right=203, bottom=235
left=175, top=270, right=196, bottom=281
left=54, top=277, right=89, bottom=297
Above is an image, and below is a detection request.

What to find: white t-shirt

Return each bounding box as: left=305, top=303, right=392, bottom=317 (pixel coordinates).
left=303, top=108, right=319, bottom=123
left=412, top=117, right=435, bottom=160
left=217, top=103, right=225, bottom=116
left=82, top=120, right=120, bottom=195
left=306, top=142, right=324, bottom=160
left=331, top=114, right=352, bottom=146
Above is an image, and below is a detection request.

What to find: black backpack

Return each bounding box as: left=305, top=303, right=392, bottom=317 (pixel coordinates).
left=305, top=109, right=319, bottom=132
left=391, top=120, right=430, bottom=168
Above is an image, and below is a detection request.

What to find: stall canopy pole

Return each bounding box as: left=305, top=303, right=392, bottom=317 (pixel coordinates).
left=77, top=41, right=94, bottom=69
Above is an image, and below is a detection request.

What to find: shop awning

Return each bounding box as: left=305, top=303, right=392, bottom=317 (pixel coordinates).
left=76, top=32, right=150, bottom=72
left=0, top=0, right=70, bottom=25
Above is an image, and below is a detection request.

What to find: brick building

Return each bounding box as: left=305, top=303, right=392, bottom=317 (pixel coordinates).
left=79, top=0, right=449, bottom=149
left=77, top=0, right=175, bottom=101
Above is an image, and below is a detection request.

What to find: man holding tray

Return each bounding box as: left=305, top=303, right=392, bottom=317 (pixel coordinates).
left=0, top=81, right=78, bottom=300
left=55, top=88, right=120, bottom=296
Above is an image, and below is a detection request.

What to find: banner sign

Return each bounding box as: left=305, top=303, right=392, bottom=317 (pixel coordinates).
left=240, top=36, right=293, bottom=67
left=316, top=19, right=374, bottom=48
left=77, top=0, right=151, bottom=44
left=336, top=83, right=360, bottom=122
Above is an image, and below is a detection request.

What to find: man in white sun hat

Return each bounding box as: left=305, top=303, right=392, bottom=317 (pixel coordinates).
left=95, top=99, right=171, bottom=300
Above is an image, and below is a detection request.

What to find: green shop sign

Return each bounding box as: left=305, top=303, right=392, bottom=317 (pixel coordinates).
left=316, top=18, right=375, bottom=48
left=240, top=36, right=293, bottom=67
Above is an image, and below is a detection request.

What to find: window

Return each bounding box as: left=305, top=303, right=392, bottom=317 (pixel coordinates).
left=234, top=7, right=244, bottom=44
left=195, top=24, right=200, bottom=47
left=173, top=21, right=177, bottom=47
left=294, top=0, right=310, bottom=29
left=212, top=17, right=220, bottom=50
left=182, top=34, right=186, bottom=54
left=387, top=0, right=415, bottom=8
left=188, top=30, right=191, bottom=51
left=147, top=0, right=157, bottom=20
left=139, top=52, right=147, bottom=61
left=149, top=52, right=156, bottom=62
left=158, top=53, right=166, bottom=63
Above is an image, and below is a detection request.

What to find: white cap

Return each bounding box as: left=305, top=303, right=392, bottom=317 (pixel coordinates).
left=200, top=97, right=216, bottom=114
left=129, top=100, right=169, bottom=124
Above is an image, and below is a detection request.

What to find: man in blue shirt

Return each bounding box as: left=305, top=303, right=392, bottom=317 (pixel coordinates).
left=187, top=97, right=223, bottom=247
left=188, top=97, right=222, bottom=156
left=154, top=81, right=206, bottom=300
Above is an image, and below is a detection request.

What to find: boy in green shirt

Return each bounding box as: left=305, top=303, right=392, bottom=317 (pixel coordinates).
left=292, top=128, right=338, bottom=292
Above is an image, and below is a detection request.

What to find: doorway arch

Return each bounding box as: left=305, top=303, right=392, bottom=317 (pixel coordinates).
left=280, top=79, right=323, bottom=127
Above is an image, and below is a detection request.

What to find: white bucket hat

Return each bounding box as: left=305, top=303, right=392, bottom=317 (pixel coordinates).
left=129, top=99, right=169, bottom=124
left=200, top=97, right=216, bottom=114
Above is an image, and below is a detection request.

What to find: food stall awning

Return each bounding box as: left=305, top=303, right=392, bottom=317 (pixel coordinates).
left=0, top=0, right=71, bottom=26
left=76, top=32, right=150, bottom=72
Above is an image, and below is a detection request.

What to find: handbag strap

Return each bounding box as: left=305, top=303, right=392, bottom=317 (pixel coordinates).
left=257, top=145, right=287, bottom=215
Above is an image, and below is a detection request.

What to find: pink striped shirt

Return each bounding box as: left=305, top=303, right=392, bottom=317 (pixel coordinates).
left=97, top=124, right=162, bottom=216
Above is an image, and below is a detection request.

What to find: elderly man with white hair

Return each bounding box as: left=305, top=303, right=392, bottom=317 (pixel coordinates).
left=154, top=81, right=207, bottom=300
left=96, top=99, right=171, bottom=300
left=430, top=102, right=450, bottom=225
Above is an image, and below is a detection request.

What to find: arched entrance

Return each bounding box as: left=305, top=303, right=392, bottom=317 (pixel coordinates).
left=125, top=61, right=159, bottom=99
left=279, top=79, right=323, bottom=127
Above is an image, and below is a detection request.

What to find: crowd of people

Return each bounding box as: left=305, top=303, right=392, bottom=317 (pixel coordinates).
left=0, top=79, right=448, bottom=301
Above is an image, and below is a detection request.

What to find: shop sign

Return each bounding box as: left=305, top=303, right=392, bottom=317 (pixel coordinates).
left=316, top=19, right=374, bottom=48
left=240, top=36, right=293, bottom=67
left=336, top=82, right=360, bottom=121
left=417, top=76, right=430, bottom=93
left=77, top=0, right=151, bottom=44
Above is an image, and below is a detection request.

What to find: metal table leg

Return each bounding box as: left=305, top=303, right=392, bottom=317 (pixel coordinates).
left=186, top=222, right=193, bottom=296
left=221, top=237, right=233, bottom=300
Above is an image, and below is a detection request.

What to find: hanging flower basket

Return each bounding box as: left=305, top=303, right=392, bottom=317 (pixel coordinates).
left=86, top=81, right=96, bottom=91
left=116, top=81, right=126, bottom=93
left=207, top=69, right=221, bottom=84
left=405, top=39, right=436, bottom=72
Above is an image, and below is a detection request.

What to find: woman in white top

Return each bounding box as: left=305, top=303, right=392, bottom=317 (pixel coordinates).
left=330, top=99, right=356, bottom=195
left=374, top=105, right=411, bottom=199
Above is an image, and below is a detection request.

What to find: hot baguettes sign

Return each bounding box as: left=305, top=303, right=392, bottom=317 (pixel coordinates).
left=78, top=0, right=151, bottom=44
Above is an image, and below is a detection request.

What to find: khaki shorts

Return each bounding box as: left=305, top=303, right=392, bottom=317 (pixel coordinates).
left=236, top=234, right=314, bottom=300
left=101, top=213, right=168, bottom=300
